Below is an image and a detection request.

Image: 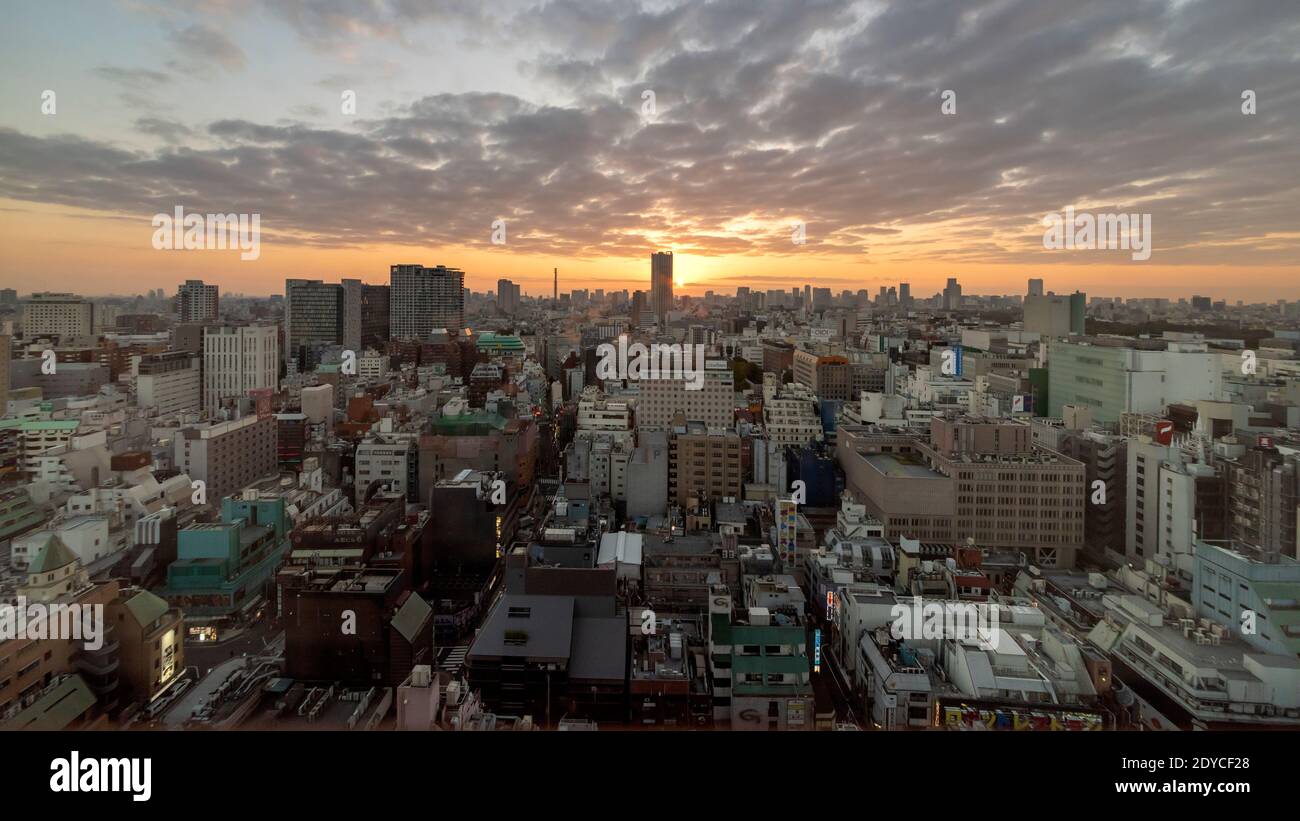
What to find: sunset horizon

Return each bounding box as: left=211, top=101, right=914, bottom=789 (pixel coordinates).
left=3, top=1, right=1297, bottom=301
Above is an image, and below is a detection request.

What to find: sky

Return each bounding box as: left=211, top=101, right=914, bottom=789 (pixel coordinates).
left=0, top=0, right=1298, bottom=301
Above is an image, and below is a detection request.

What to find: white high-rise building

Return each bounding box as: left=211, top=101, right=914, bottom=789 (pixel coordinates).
left=136, top=351, right=201, bottom=417
left=203, top=324, right=278, bottom=415
left=390, top=264, right=465, bottom=339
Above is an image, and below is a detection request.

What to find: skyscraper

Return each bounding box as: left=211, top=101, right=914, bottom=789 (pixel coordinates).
left=650, top=251, right=673, bottom=325
left=284, top=279, right=344, bottom=371
left=943, top=277, right=962, bottom=311
left=1028, top=278, right=1045, bottom=297
left=176, top=280, right=219, bottom=323
left=360, top=284, right=390, bottom=349
left=390, top=264, right=465, bottom=339
left=341, top=279, right=364, bottom=352
left=497, top=278, right=521, bottom=315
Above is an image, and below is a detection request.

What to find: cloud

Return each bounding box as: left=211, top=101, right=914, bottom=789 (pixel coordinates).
left=134, top=117, right=196, bottom=143
left=1, top=0, right=1298, bottom=270
left=168, top=23, right=248, bottom=71
left=94, top=66, right=173, bottom=88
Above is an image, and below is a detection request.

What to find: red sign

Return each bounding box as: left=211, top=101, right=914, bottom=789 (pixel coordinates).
left=1154, top=420, right=1174, bottom=445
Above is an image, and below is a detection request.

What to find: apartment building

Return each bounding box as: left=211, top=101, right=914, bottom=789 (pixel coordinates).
left=1126, top=437, right=1224, bottom=569
left=669, top=420, right=744, bottom=506
left=355, top=437, right=418, bottom=506
left=176, top=279, right=219, bottom=322
left=173, top=415, right=278, bottom=501
left=390, top=263, right=465, bottom=338
left=761, top=378, right=823, bottom=447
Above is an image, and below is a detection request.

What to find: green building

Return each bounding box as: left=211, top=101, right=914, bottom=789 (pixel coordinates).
left=706, top=582, right=815, bottom=730
left=157, top=495, right=289, bottom=626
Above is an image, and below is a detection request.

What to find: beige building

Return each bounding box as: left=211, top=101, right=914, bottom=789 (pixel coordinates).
left=838, top=420, right=1085, bottom=567
left=22, top=293, right=94, bottom=339
left=174, top=414, right=278, bottom=501
left=637, top=361, right=734, bottom=432
left=109, top=589, right=184, bottom=704
left=669, top=419, right=744, bottom=506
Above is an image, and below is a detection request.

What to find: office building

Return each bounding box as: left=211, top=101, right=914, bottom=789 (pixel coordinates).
left=359, top=283, right=390, bottom=349
left=637, top=361, right=733, bottom=431
left=136, top=351, right=201, bottom=417
left=942, top=278, right=962, bottom=311
left=651, top=251, right=673, bottom=325
left=22, top=293, right=94, bottom=339
left=355, top=437, right=418, bottom=506
left=285, top=279, right=345, bottom=371
left=1048, top=339, right=1222, bottom=425
left=202, top=324, right=278, bottom=415
left=838, top=419, right=1085, bottom=567
left=707, top=581, right=814, bottom=729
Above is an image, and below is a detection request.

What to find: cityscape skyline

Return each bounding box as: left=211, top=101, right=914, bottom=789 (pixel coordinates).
left=3, top=1, right=1299, bottom=300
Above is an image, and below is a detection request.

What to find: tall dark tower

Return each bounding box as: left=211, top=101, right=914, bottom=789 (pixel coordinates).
left=553, top=267, right=558, bottom=303
left=651, top=251, right=673, bottom=326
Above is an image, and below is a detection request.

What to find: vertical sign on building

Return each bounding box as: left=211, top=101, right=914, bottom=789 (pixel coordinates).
left=776, top=499, right=798, bottom=563
left=249, top=387, right=273, bottom=420
left=814, top=628, right=822, bottom=673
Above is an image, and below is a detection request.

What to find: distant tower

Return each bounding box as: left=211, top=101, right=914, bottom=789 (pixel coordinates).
left=553, top=268, right=558, bottom=303
left=651, top=252, right=674, bottom=325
